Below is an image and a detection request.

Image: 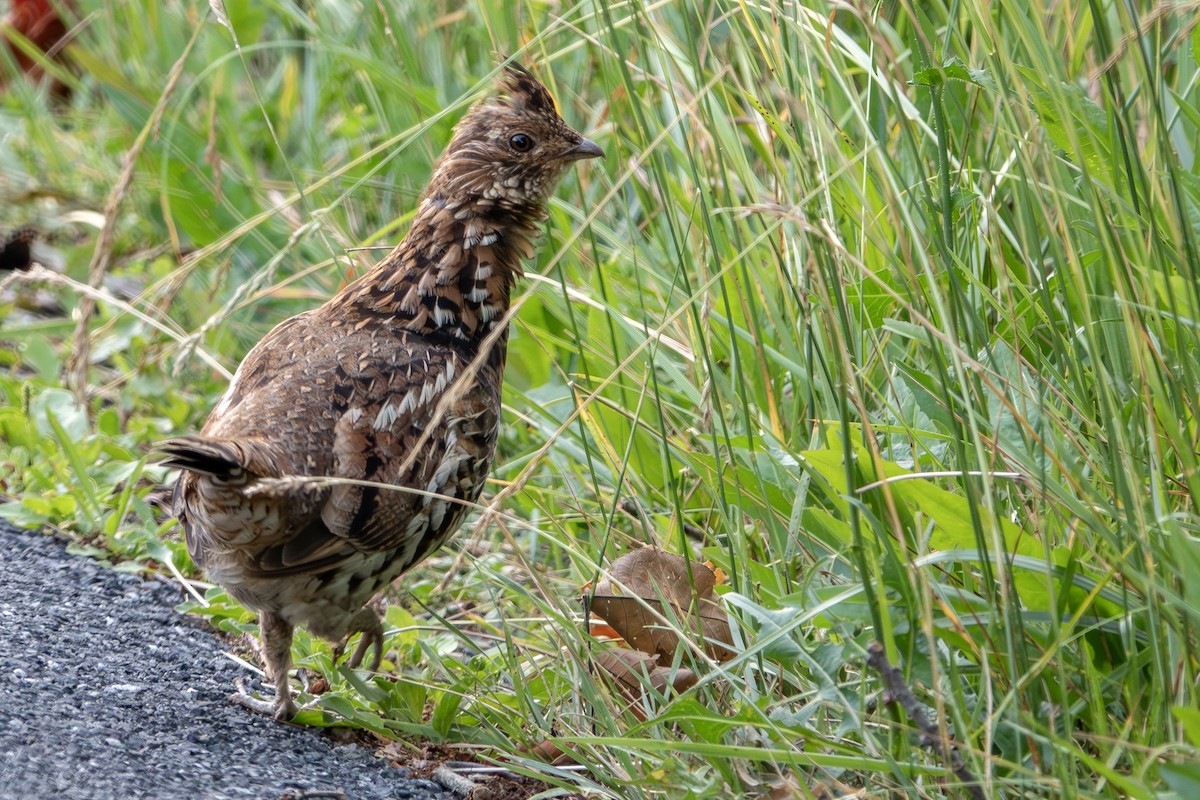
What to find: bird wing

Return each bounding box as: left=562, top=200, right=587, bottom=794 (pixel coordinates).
left=241, top=334, right=500, bottom=578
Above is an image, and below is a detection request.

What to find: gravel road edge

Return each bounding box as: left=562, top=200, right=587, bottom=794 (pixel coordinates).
left=0, top=522, right=450, bottom=800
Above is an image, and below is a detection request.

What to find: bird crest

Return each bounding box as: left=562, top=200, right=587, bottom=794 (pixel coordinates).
left=498, top=62, right=559, bottom=116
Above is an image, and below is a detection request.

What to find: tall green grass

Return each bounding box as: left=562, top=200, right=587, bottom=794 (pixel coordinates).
left=3, top=0, right=1199, bottom=796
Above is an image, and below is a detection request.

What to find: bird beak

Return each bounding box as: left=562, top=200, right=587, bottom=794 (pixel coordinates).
left=561, top=138, right=605, bottom=161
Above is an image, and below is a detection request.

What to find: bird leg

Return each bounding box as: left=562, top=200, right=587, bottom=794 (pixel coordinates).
left=231, top=610, right=298, bottom=721
left=332, top=607, right=385, bottom=671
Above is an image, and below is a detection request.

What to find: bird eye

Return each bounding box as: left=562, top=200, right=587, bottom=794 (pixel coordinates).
left=509, top=133, right=534, bottom=152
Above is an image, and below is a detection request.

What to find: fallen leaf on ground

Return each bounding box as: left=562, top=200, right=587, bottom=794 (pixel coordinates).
left=594, top=647, right=699, bottom=698
left=585, top=546, right=735, bottom=662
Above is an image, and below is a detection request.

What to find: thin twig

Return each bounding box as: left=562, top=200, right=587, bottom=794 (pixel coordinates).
left=866, top=641, right=985, bottom=800
left=431, top=764, right=483, bottom=797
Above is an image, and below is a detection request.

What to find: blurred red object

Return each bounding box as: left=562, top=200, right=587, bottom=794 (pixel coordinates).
left=1, top=0, right=73, bottom=90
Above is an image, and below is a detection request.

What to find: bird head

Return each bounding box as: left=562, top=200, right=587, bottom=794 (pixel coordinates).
left=424, top=63, right=604, bottom=212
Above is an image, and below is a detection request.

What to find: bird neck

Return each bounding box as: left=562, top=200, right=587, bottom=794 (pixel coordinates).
left=336, top=191, right=544, bottom=344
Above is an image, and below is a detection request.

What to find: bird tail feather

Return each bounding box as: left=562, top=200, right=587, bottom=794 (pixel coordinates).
left=155, top=436, right=247, bottom=480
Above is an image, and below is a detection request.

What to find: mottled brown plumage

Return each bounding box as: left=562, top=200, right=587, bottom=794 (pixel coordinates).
left=158, top=65, right=602, bottom=721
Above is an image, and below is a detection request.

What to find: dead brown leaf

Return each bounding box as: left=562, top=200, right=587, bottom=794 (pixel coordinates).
left=590, top=647, right=699, bottom=720
left=521, top=739, right=578, bottom=766
left=594, top=647, right=699, bottom=698
left=585, top=546, right=735, bottom=662
left=587, top=621, right=624, bottom=642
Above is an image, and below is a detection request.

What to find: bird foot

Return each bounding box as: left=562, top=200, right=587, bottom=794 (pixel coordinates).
left=231, top=677, right=297, bottom=721
left=332, top=608, right=385, bottom=671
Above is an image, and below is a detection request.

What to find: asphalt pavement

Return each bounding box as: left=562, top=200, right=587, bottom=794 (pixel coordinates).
left=0, top=522, right=449, bottom=800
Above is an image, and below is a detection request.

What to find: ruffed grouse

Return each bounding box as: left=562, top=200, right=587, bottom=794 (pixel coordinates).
left=158, top=65, right=602, bottom=721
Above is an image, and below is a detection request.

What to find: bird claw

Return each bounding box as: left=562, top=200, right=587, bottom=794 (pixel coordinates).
left=231, top=676, right=296, bottom=721
left=333, top=627, right=383, bottom=671
left=333, top=609, right=385, bottom=671
left=346, top=625, right=383, bottom=670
